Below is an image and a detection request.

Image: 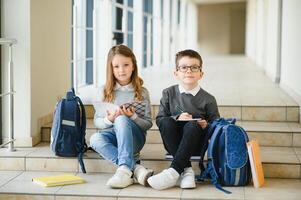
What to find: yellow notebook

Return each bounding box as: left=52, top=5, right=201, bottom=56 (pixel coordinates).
left=32, top=174, right=85, bottom=187
left=247, top=140, right=265, bottom=188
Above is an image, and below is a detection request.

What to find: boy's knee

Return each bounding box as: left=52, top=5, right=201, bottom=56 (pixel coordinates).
left=183, top=121, right=202, bottom=136
left=184, top=121, right=199, bottom=130
left=157, top=117, right=176, bottom=128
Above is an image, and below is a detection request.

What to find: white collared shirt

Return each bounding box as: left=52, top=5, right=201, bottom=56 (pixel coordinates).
left=114, top=82, right=134, bottom=92
left=178, top=84, right=201, bottom=96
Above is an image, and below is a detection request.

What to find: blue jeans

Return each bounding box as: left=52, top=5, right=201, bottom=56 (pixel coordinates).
left=90, top=115, right=146, bottom=170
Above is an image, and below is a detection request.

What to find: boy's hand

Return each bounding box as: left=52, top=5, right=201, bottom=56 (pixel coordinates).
left=106, top=109, right=120, bottom=122
left=178, top=112, right=192, bottom=120
left=197, top=119, right=208, bottom=129
left=120, top=105, right=135, bottom=117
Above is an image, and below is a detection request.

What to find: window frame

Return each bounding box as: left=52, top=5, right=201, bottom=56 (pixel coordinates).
left=112, top=0, right=134, bottom=49
left=71, top=0, right=95, bottom=90
left=142, top=0, right=154, bottom=68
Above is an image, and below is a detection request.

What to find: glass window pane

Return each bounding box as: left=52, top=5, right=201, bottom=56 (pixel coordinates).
left=127, top=33, right=133, bottom=49
left=144, top=0, right=153, bottom=14
left=86, top=30, right=93, bottom=58
left=113, top=32, right=124, bottom=44
left=128, top=0, right=133, bottom=7
left=149, top=0, right=153, bottom=14
left=128, top=11, right=133, bottom=31
left=143, top=16, right=147, bottom=33
left=143, top=53, right=147, bottom=67
left=143, top=34, right=147, bottom=52
left=86, top=0, right=93, bottom=28
left=117, top=0, right=123, bottom=4
left=116, top=7, right=123, bottom=30
left=143, top=0, right=148, bottom=13
left=86, top=60, right=93, bottom=84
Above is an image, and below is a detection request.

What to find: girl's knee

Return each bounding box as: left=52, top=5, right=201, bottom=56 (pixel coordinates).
left=114, top=115, right=130, bottom=126
left=90, top=133, right=108, bottom=148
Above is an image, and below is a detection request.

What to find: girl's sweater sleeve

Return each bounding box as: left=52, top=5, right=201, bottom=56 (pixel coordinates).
left=130, top=88, right=153, bottom=132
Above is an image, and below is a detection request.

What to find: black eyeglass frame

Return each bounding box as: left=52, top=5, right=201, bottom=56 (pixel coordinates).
left=176, top=65, right=202, bottom=72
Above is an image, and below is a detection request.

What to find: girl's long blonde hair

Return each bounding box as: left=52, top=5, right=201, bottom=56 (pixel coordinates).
left=103, top=44, right=143, bottom=102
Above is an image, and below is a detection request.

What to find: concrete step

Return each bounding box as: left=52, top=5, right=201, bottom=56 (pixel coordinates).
left=1, top=171, right=301, bottom=200
left=41, top=119, right=301, bottom=147
left=84, top=104, right=299, bottom=122
left=0, top=143, right=300, bottom=179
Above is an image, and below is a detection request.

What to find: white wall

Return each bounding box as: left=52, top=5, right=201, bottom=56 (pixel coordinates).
left=246, top=0, right=281, bottom=79
left=1, top=0, right=31, bottom=146
left=280, top=0, right=301, bottom=104
left=264, top=0, right=281, bottom=82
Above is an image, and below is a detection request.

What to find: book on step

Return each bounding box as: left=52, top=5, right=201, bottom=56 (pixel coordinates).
left=247, top=140, right=265, bottom=188
left=32, top=174, right=85, bottom=187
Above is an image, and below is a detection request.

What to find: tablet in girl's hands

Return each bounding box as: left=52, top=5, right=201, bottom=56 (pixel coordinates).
left=120, top=101, right=147, bottom=117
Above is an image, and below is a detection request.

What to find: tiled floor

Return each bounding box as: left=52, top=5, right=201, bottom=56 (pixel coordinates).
left=141, top=55, right=298, bottom=107
left=0, top=171, right=301, bottom=200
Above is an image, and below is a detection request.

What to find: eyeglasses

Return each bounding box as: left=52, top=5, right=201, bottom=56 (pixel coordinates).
left=177, top=65, right=202, bottom=72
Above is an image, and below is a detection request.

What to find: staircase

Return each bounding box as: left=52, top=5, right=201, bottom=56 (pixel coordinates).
left=1, top=56, right=301, bottom=199
left=36, top=104, right=301, bottom=178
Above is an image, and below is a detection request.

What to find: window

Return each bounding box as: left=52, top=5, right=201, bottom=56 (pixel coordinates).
left=177, top=0, right=181, bottom=25
left=112, top=0, right=134, bottom=49
left=71, top=0, right=94, bottom=88
left=143, top=0, right=153, bottom=67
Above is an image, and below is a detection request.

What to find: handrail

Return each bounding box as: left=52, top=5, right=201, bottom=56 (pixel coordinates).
left=0, top=38, right=17, bottom=152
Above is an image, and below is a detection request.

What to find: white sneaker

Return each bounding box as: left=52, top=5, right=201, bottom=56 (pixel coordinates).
left=106, top=165, right=133, bottom=188
left=180, top=167, right=196, bottom=189
left=134, top=164, right=154, bottom=186
left=147, top=168, right=180, bottom=190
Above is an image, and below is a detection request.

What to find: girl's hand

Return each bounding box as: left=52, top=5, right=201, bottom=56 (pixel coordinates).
left=106, top=109, right=120, bottom=122
left=178, top=112, right=192, bottom=120
left=197, top=119, right=208, bottom=129
left=120, top=105, right=135, bottom=117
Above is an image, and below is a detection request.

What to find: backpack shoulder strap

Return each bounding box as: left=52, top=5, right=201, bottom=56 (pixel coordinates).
left=75, top=95, right=87, bottom=173
left=202, top=124, right=232, bottom=194
left=198, top=119, right=220, bottom=174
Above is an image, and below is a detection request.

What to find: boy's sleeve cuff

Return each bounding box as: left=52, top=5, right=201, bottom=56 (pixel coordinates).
left=104, top=116, right=113, bottom=125
left=130, top=113, right=138, bottom=120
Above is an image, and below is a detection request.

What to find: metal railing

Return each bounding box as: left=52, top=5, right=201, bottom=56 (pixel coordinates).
left=0, top=38, right=17, bottom=151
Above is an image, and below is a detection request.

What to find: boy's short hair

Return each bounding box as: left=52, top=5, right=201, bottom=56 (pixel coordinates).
left=175, top=49, right=203, bottom=68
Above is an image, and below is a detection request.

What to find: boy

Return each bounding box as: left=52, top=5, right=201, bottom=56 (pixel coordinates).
left=147, top=49, right=220, bottom=190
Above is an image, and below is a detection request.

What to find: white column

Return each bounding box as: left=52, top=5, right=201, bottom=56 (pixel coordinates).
left=2, top=0, right=31, bottom=146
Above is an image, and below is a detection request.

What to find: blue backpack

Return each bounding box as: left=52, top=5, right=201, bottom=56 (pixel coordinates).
left=51, top=88, right=87, bottom=173
left=197, top=118, right=251, bottom=194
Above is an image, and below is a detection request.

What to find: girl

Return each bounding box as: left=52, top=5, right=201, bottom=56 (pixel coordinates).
left=90, top=45, right=153, bottom=188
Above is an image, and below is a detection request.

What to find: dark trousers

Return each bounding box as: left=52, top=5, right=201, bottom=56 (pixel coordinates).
left=157, top=117, right=206, bottom=174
